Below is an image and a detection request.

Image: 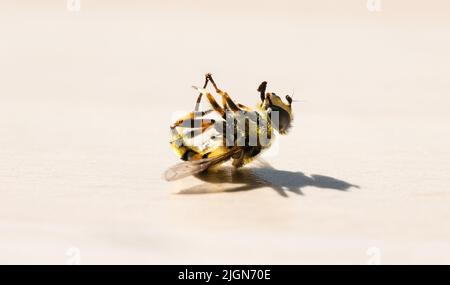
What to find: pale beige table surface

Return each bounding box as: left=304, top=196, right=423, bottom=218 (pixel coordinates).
left=1, top=1, right=449, bottom=264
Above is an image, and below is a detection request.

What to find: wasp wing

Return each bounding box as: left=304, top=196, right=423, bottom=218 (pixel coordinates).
left=164, top=159, right=212, bottom=182
left=164, top=147, right=241, bottom=182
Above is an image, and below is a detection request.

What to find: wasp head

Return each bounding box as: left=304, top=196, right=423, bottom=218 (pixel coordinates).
left=258, top=85, right=293, bottom=135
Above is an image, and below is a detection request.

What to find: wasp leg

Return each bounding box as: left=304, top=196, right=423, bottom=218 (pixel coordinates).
left=184, top=122, right=217, bottom=139
left=206, top=74, right=243, bottom=112
left=219, top=91, right=241, bottom=113
left=192, top=86, right=225, bottom=117
left=207, top=74, right=228, bottom=111
left=170, top=110, right=214, bottom=129
left=237, top=103, right=252, bottom=112
left=182, top=119, right=218, bottom=140
left=204, top=73, right=226, bottom=108
left=194, top=73, right=212, bottom=111
left=231, top=150, right=245, bottom=168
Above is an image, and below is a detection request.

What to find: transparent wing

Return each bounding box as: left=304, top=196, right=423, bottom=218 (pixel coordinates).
left=164, top=147, right=241, bottom=182
left=164, top=158, right=213, bottom=182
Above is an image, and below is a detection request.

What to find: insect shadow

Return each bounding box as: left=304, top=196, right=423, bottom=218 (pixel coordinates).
left=177, top=164, right=359, bottom=197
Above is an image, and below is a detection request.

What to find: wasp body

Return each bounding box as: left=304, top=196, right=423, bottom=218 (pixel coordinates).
left=165, top=74, right=294, bottom=181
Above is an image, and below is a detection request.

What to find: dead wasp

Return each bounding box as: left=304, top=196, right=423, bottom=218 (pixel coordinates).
left=164, top=73, right=294, bottom=181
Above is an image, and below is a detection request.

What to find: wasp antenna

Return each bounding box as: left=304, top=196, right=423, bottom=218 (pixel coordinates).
left=258, top=81, right=267, bottom=102
left=257, top=81, right=267, bottom=93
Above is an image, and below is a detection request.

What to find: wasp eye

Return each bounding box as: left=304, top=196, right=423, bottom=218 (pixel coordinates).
left=286, top=95, right=292, bottom=105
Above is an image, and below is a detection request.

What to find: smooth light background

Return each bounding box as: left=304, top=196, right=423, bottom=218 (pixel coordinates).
left=1, top=1, right=449, bottom=264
